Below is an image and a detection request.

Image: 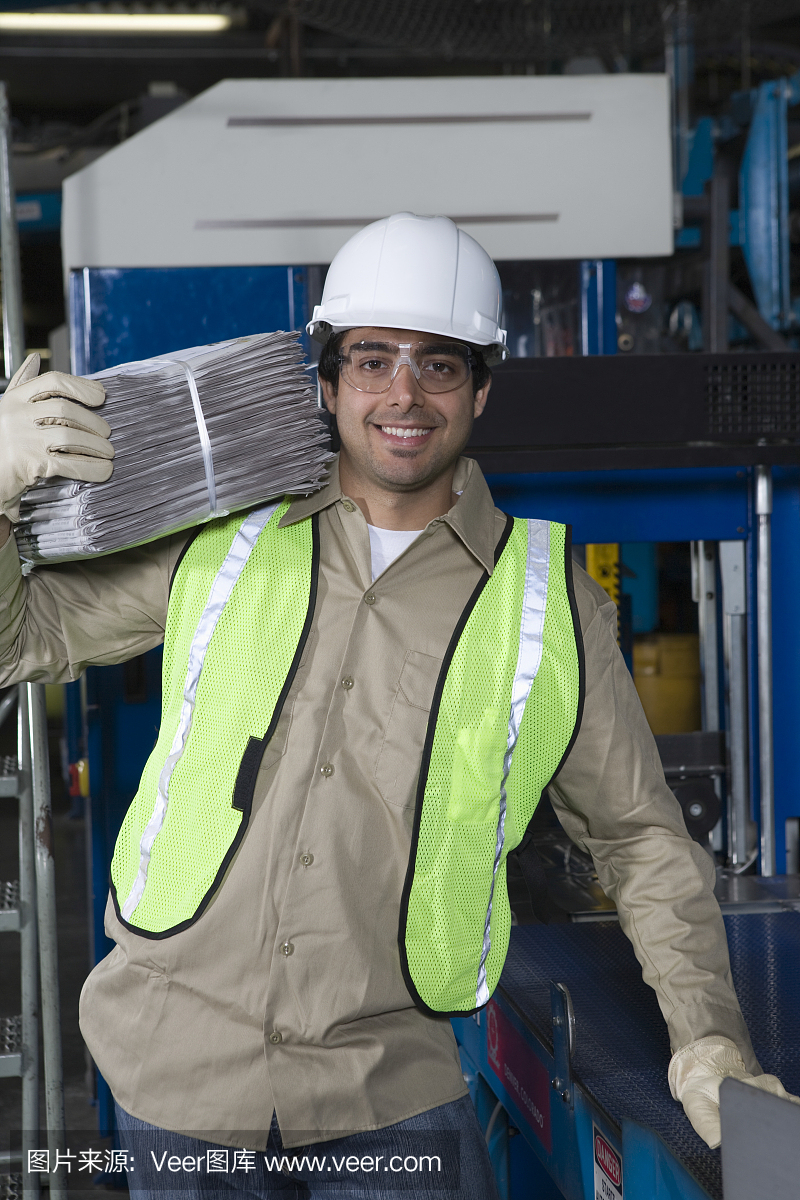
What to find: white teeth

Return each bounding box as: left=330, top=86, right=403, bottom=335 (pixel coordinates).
left=381, top=426, right=432, bottom=439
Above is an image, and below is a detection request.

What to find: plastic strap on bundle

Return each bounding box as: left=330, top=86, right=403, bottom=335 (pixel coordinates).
left=166, top=358, right=218, bottom=517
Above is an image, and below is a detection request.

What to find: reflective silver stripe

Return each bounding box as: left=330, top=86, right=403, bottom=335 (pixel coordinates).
left=120, top=502, right=279, bottom=921
left=475, top=519, right=551, bottom=1007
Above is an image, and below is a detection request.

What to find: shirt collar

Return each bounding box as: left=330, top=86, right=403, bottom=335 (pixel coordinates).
left=279, top=457, right=344, bottom=525
left=280, top=454, right=499, bottom=575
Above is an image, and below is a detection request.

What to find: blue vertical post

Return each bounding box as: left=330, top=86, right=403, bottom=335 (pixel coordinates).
left=580, top=260, right=617, bottom=355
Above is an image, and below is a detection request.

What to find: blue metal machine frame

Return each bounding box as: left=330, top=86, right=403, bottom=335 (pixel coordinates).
left=486, top=463, right=800, bottom=879
left=454, top=998, right=710, bottom=1200
left=68, top=264, right=314, bottom=374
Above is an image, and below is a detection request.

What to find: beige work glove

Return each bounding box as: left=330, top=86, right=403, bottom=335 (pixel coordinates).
left=669, top=1035, right=800, bottom=1149
left=0, top=353, right=113, bottom=521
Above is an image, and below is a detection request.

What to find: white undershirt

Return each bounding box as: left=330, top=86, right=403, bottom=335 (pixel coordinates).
left=367, top=524, right=424, bottom=581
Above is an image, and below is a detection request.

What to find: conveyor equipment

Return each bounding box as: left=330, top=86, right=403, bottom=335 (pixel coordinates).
left=455, top=906, right=800, bottom=1200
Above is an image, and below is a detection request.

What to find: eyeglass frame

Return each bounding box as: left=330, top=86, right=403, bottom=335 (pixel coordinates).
left=337, top=338, right=479, bottom=396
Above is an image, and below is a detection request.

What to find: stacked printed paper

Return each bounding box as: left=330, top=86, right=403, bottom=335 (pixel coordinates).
left=16, top=332, right=332, bottom=563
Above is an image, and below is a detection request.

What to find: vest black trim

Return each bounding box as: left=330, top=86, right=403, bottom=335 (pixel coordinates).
left=546, top=524, right=586, bottom=788
left=168, top=525, right=204, bottom=596
left=111, top=512, right=320, bottom=940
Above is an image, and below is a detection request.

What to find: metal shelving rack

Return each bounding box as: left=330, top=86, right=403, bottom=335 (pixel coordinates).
left=0, top=81, right=66, bottom=1200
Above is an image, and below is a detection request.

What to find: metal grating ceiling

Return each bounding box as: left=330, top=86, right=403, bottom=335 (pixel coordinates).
left=253, top=1, right=800, bottom=62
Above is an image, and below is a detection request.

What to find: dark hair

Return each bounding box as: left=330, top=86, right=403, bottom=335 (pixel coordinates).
left=317, top=330, right=492, bottom=397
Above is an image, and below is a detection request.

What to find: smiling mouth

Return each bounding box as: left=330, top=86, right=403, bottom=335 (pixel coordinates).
left=378, top=425, right=435, bottom=439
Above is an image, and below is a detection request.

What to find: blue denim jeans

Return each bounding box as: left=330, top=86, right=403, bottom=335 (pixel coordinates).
left=115, top=1096, right=500, bottom=1199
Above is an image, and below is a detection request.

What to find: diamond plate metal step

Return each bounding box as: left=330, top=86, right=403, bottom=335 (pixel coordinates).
left=0, top=1014, right=22, bottom=1078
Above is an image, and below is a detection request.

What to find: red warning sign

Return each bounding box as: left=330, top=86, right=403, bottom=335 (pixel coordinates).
left=593, top=1125, right=623, bottom=1198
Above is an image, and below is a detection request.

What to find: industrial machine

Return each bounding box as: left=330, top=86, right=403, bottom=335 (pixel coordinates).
left=58, top=72, right=800, bottom=1198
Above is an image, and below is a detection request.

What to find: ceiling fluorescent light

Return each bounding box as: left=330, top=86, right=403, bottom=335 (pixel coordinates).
left=0, top=10, right=232, bottom=33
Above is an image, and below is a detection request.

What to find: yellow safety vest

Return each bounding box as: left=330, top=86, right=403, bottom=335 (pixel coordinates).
left=110, top=502, right=582, bottom=1014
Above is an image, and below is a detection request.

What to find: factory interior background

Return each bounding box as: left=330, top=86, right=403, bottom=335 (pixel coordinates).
left=4, top=2, right=800, bottom=1198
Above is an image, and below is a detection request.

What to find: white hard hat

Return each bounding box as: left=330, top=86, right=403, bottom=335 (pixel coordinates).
left=306, top=212, right=509, bottom=364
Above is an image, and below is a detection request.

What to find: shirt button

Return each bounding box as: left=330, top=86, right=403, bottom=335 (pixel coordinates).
left=300, top=852, right=314, bottom=867
left=281, top=941, right=294, bottom=956
left=320, top=762, right=334, bottom=777
left=342, top=499, right=355, bottom=512
left=269, top=1031, right=282, bottom=1044
left=341, top=676, right=354, bottom=690
left=364, top=592, right=376, bottom=605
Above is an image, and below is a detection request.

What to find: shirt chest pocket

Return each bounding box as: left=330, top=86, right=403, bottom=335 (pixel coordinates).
left=374, top=650, right=442, bottom=809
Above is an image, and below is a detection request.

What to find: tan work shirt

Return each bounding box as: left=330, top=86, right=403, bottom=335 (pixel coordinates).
left=0, top=457, right=756, bottom=1148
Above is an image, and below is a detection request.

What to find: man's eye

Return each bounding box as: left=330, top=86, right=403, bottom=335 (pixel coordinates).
left=358, top=358, right=389, bottom=372
left=423, top=360, right=455, bottom=375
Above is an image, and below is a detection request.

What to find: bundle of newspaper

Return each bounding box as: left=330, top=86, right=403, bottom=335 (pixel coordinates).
left=15, top=332, right=332, bottom=564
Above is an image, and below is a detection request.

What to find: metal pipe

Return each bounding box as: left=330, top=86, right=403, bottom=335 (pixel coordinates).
left=18, top=685, right=39, bottom=1200
left=0, top=81, right=24, bottom=375
left=719, top=541, right=751, bottom=867
left=704, top=163, right=730, bottom=353
left=2, top=82, right=42, bottom=1198
left=27, top=682, right=66, bottom=1200
left=727, top=282, right=791, bottom=352
left=755, top=465, right=776, bottom=875
left=693, top=541, right=720, bottom=731
left=728, top=613, right=751, bottom=865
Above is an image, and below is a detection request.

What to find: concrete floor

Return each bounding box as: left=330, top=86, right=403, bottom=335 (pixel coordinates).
left=0, top=711, right=121, bottom=1199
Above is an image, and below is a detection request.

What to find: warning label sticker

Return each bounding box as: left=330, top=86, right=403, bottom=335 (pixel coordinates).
left=486, top=999, right=552, bottom=1153
left=593, top=1124, right=623, bottom=1200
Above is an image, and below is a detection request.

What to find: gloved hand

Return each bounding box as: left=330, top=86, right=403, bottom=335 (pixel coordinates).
left=0, top=352, right=113, bottom=521
left=669, top=1035, right=800, bottom=1148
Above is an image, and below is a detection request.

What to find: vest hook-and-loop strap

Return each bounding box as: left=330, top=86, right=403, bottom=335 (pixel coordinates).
left=119, top=501, right=280, bottom=922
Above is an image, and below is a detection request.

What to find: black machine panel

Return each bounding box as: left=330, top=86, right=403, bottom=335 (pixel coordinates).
left=468, top=353, right=800, bottom=472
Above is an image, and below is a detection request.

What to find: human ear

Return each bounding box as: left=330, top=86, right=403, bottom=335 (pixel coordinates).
left=320, top=377, right=337, bottom=415
left=473, top=375, right=491, bottom=420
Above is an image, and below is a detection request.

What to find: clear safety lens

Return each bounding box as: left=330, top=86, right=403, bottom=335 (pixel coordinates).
left=339, top=341, right=473, bottom=394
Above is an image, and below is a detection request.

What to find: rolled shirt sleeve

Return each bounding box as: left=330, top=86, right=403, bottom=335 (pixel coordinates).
left=550, top=566, right=760, bottom=1072
left=0, top=528, right=186, bottom=684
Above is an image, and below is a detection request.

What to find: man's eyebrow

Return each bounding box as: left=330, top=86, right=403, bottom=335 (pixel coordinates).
left=418, top=343, right=469, bottom=356
left=344, top=341, right=397, bottom=353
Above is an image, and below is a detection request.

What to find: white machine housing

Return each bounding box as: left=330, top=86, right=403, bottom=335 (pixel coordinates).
left=62, top=74, right=673, bottom=271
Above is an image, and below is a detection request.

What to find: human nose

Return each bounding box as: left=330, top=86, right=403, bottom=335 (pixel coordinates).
left=386, top=360, right=424, bottom=410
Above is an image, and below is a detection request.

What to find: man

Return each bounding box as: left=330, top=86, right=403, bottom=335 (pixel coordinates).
left=0, top=213, right=794, bottom=1197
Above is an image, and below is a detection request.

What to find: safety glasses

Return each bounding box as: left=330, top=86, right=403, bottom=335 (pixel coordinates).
left=339, top=340, right=475, bottom=395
